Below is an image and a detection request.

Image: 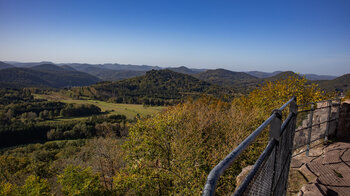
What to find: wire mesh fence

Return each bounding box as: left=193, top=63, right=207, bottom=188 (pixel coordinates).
left=234, top=108, right=297, bottom=196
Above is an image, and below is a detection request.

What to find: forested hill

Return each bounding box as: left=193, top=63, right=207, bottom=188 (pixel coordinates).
left=0, top=64, right=100, bottom=88
left=0, top=61, right=14, bottom=70
left=316, top=74, right=350, bottom=92
left=79, top=66, right=146, bottom=81
left=194, top=69, right=258, bottom=86
left=193, top=70, right=309, bottom=94
left=265, top=71, right=301, bottom=81
left=193, top=69, right=260, bottom=94
left=245, top=71, right=282, bottom=78
left=70, top=69, right=234, bottom=105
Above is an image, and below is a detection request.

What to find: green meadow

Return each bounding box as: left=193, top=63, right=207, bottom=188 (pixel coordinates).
left=34, top=92, right=166, bottom=120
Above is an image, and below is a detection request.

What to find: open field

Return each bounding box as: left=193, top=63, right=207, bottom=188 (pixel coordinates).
left=34, top=92, right=166, bottom=119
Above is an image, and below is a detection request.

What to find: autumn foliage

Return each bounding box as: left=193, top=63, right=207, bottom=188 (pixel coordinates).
left=114, top=76, right=325, bottom=195
left=0, top=76, right=327, bottom=195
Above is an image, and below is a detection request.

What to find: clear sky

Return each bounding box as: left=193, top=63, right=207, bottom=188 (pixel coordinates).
left=0, top=0, right=349, bottom=75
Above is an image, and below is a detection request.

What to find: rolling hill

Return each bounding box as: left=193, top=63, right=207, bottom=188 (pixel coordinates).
left=265, top=71, right=301, bottom=81
left=71, top=69, right=233, bottom=105
left=246, top=71, right=336, bottom=81
left=60, top=65, right=77, bottom=71
left=301, top=74, right=337, bottom=80
left=4, top=61, right=54, bottom=68
left=65, top=63, right=161, bottom=72
left=195, top=69, right=258, bottom=85
left=79, top=66, right=146, bottom=81
left=316, top=74, right=350, bottom=92
left=0, top=64, right=100, bottom=88
left=0, top=61, right=14, bottom=70
left=193, top=69, right=260, bottom=93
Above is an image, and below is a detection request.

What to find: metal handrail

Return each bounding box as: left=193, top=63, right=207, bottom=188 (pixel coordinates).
left=202, top=97, right=296, bottom=196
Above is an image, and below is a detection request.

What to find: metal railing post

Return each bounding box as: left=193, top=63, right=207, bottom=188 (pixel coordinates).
left=269, top=109, right=282, bottom=194
left=290, top=98, right=298, bottom=117
left=324, top=100, right=332, bottom=143
left=269, top=110, right=282, bottom=141
left=282, top=97, right=298, bottom=195
left=306, top=103, right=314, bottom=157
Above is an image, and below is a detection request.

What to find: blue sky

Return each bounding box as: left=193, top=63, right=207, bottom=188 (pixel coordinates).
left=0, top=0, right=349, bottom=75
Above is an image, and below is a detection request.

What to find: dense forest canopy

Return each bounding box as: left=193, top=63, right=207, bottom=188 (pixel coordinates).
left=0, top=89, right=127, bottom=148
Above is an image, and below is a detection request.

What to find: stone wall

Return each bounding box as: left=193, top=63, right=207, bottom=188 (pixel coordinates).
left=293, top=101, right=340, bottom=150
left=337, top=102, right=350, bottom=138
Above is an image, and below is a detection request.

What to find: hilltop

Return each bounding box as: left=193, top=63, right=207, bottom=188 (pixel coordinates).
left=246, top=71, right=282, bottom=78
left=265, top=71, right=301, bottom=81
left=195, top=69, right=258, bottom=85
left=167, top=66, right=202, bottom=75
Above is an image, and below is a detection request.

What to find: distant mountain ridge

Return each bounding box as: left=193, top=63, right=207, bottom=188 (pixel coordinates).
left=195, top=68, right=258, bottom=86
left=265, top=71, right=301, bottom=81
left=316, top=74, right=350, bottom=92
left=246, top=71, right=336, bottom=80
left=5, top=61, right=339, bottom=82
left=82, top=66, right=146, bottom=81
left=3, top=61, right=346, bottom=94
left=301, top=74, right=337, bottom=81
left=167, top=66, right=202, bottom=75
left=245, top=71, right=282, bottom=78
left=0, top=61, right=14, bottom=70
left=4, top=61, right=54, bottom=68
left=0, top=64, right=100, bottom=88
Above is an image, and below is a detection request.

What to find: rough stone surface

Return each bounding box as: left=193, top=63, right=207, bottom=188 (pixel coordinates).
left=235, top=165, right=253, bottom=188
left=321, top=149, right=343, bottom=164
left=299, top=164, right=317, bottom=182
left=300, top=183, right=325, bottom=196
left=294, top=100, right=340, bottom=150
left=308, top=146, right=324, bottom=157
left=291, top=158, right=304, bottom=168
left=290, top=139, right=350, bottom=196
